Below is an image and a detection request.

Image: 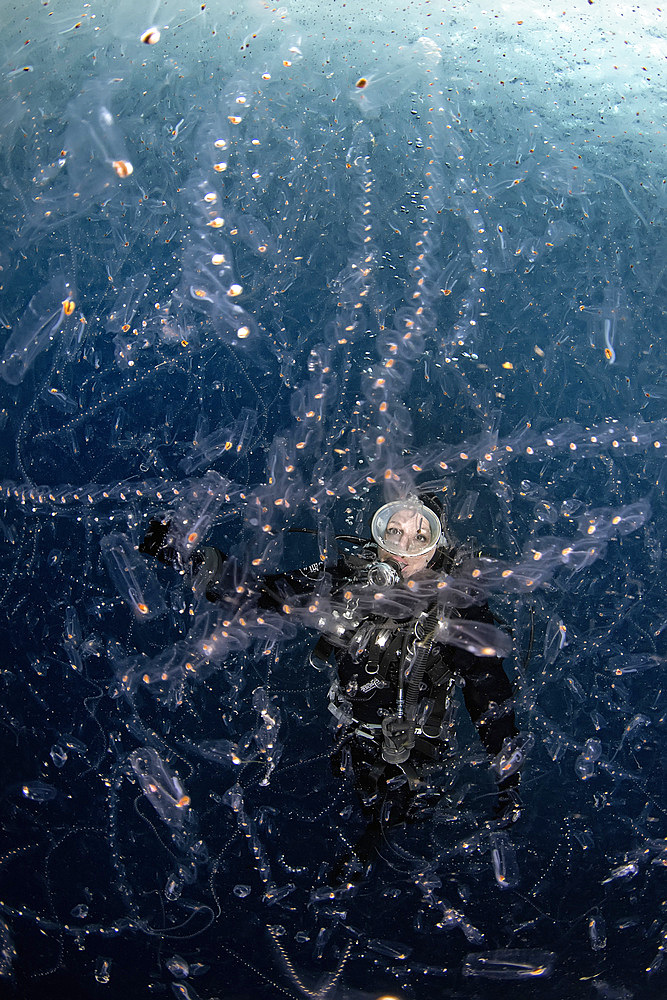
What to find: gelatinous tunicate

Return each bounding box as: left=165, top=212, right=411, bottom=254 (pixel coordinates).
left=0, top=5, right=663, bottom=998
left=463, top=949, right=556, bottom=980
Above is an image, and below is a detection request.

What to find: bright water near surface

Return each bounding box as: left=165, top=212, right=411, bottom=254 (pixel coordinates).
left=0, top=1, right=665, bottom=998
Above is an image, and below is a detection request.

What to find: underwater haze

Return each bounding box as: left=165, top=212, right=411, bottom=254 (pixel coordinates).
left=0, top=1, right=665, bottom=998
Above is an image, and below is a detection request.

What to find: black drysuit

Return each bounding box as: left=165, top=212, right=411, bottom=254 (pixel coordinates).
left=141, top=523, right=522, bottom=879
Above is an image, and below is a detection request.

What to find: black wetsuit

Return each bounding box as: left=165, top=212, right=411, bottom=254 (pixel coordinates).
left=257, top=547, right=517, bottom=759
left=141, top=523, right=522, bottom=878
left=254, top=544, right=522, bottom=879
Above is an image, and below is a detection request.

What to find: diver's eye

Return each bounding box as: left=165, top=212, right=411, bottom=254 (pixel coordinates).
left=385, top=526, right=401, bottom=537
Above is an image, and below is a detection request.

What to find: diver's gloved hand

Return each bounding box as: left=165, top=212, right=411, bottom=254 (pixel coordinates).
left=491, top=782, right=522, bottom=829
left=139, top=518, right=171, bottom=558
left=193, top=546, right=227, bottom=602
left=139, top=518, right=182, bottom=568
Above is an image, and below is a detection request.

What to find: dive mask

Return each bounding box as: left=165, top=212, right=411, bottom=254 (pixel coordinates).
left=371, top=498, right=442, bottom=559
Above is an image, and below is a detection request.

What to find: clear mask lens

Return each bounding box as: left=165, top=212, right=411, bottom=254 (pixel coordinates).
left=371, top=500, right=441, bottom=559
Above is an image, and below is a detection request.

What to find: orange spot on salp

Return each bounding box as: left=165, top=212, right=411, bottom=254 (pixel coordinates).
left=605, top=348, right=613, bottom=360
left=137, top=603, right=149, bottom=615
left=140, top=27, right=161, bottom=44
left=356, top=77, right=368, bottom=89
left=176, top=795, right=191, bottom=808
left=441, top=288, right=452, bottom=296
left=121, top=323, right=131, bottom=332
left=187, top=532, right=198, bottom=544
left=112, top=159, right=133, bottom=178
left=62, top=298, right=75, bottom=316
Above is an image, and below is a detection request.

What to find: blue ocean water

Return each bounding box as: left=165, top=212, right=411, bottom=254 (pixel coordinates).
left=0, top=2, right=664, bottom=998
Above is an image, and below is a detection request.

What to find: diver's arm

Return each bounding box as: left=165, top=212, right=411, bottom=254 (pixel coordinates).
left=256, top=555, right=351, bottom=610
left=444, top=604, right=517, bottom=756
left=458, top=648, right=523, bottom=826
left=457, top=656, right=517, bottom=759
left=140, top=517, right=349, bottom=608
left=139, top=517, right=229, bottom=599
left=447, top=604, right=522, bottom=825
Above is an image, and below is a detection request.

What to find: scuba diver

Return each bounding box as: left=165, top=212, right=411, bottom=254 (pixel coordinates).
left=140, top=493, right=523, bottom=883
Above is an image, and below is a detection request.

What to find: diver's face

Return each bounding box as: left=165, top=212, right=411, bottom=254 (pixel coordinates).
left=378, top=508, right=433, bottom=579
